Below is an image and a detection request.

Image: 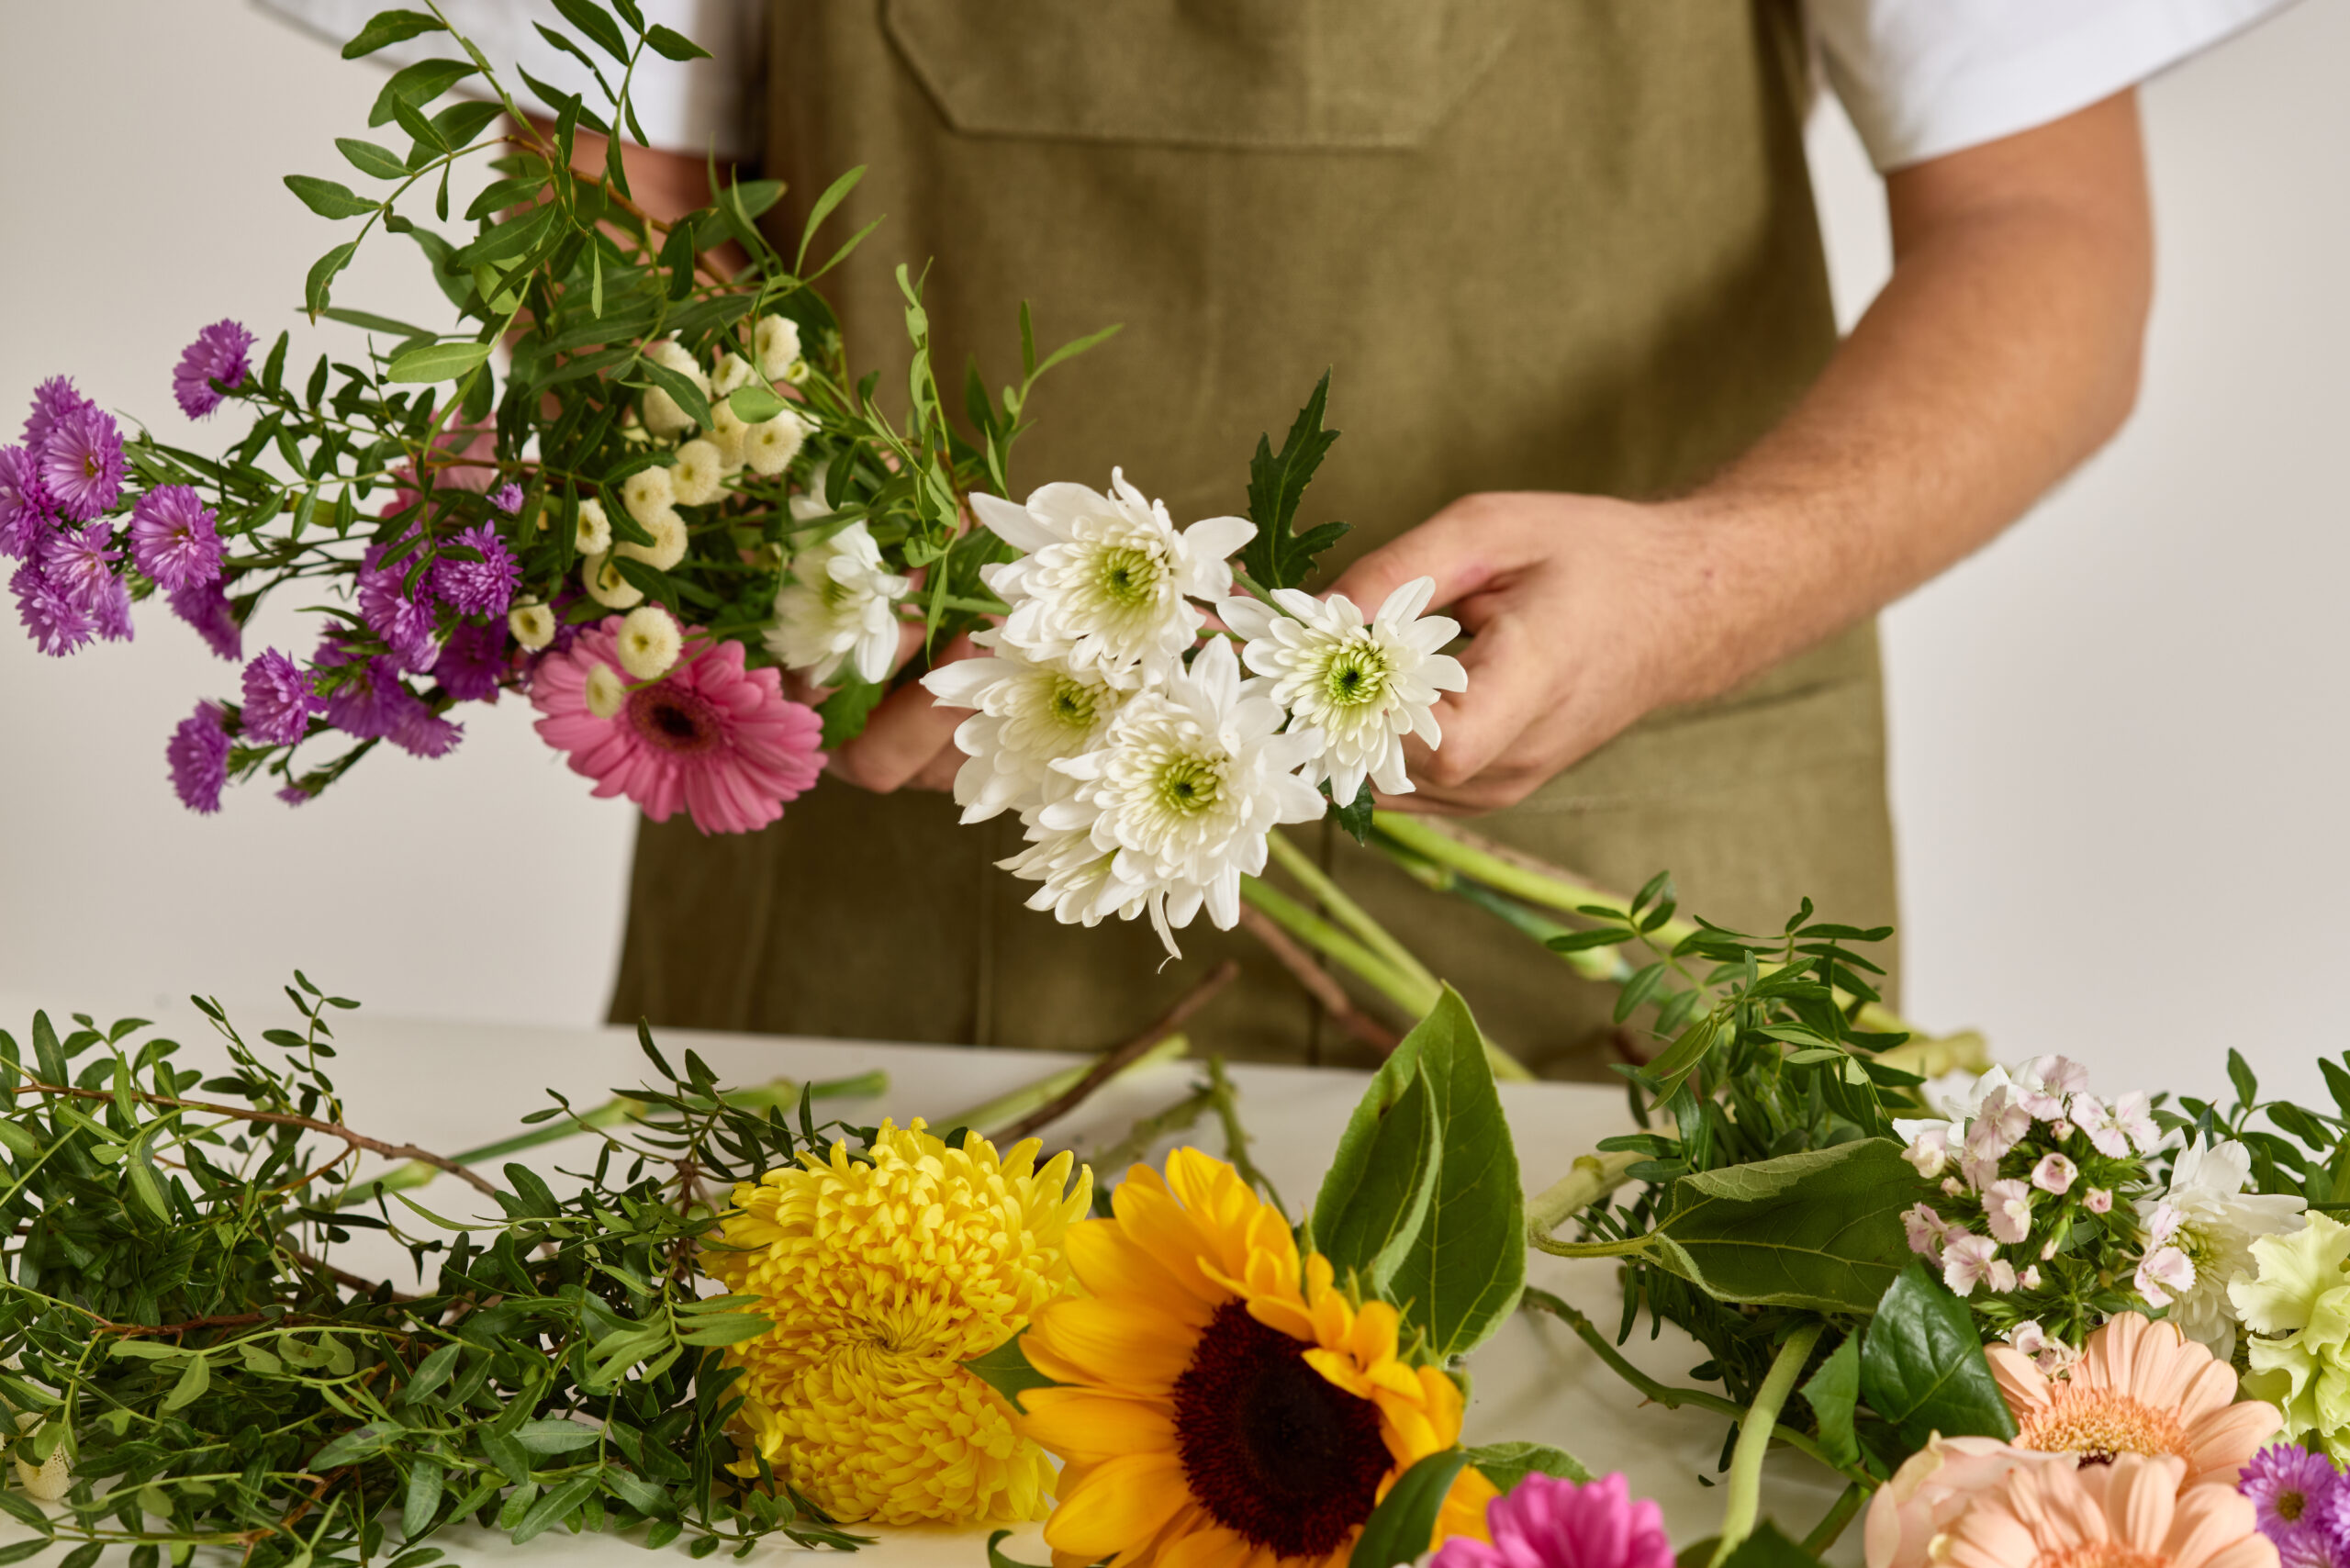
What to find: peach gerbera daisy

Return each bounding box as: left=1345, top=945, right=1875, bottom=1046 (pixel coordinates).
left=1986, top=1312, right=2282, bottom=1489
left=1017, top=1148, right=1494, bottom=1568
left=1936, top=1453, right=2276, bottom=1568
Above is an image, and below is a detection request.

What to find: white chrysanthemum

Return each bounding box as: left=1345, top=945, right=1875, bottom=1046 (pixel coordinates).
left=617, top=606, right=684, bottom=680
left=764, top=519, right=909, bottom=684
left=709, top=402, right=749, bottom=472
left=922, top=636, right=1125, bottom=823
left=2133, top=1136, right=2307, bottom=1361
left=972, top=471, right=1254, bottom=691
left=509, top=600, right=556, bottom=650
left=616, top=507, right=688, bottom=572
left=998, top=795, right=1153, bottom=930
left=711, top=352, right=754, bottom=398
left=1035, top=637, right=1323, bottom=955
left=755, top=314, right=805, bottom=384
left=583, top=552, right=644, bottom=610
left=621, top=465, right=674, bottom=529
left=585, top=662, right=628, bottom=718
left=641, top=338, right=711, bottom=437
left=672, top=440, right=725, bottom=507
left=744, top=411, right=810, bottom=477
left=1220, top=577, right=1467, bottom=801
left=575, top=497, right=613, bottom=556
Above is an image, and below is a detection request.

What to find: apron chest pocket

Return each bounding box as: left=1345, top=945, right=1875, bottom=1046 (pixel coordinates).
left=883, top=0, right=1521, bottom=151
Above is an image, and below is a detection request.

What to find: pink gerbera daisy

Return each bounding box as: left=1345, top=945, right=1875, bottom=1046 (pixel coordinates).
left=531, top=621, right=823, bottom=834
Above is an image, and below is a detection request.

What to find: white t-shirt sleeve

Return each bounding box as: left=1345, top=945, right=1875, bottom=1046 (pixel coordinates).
left=1811, top=0, right=2305, bottom=171
left=249, top=0, right=765, bottom=160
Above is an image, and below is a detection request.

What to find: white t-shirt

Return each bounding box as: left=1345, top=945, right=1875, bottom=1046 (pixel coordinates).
left=256, top=0, right=2300, bottom=170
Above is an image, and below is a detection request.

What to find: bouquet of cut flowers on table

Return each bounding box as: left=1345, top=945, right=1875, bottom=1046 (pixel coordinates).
left=3, top=3, right=1464, bottom=960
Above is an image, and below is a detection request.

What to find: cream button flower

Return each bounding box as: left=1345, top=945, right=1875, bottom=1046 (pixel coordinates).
left=621, top=465, right=674, bottom=529
left=616, top=606, right=684, bottom=680
left=616, top=506, right=688, bottom=572
left=709, top=402, right=749, bottom=472
left=744, top=411, right=811, bottom=477
left=711, top=352, right=755, bottom=398
left=574, top=497, right=613, bottom=556
left=972, top=470, right=1254, bottom=692
left=583, top=552, right=644, bottom=610
left=641, top=337, right=710, bottom=437
left=584, top=661, right=628, bottom=718
left=509, top=600, right=556, bottom=650
left=755, top=314, right=805, bottom=384
left=671, top=440, right=725, bottom=507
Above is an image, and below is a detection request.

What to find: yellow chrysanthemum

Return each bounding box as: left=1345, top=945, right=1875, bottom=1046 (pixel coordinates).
left=702, top=1118, right=1093, bottom=1526
left=1019, top=1147, right=1494, bottom=1568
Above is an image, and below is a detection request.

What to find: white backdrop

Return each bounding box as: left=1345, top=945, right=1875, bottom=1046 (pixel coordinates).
left=0, top=0, right=2343, bottom=1104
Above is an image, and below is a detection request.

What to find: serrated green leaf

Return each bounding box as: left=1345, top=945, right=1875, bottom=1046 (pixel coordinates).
left=1239, top=372, right=1348, bottom=590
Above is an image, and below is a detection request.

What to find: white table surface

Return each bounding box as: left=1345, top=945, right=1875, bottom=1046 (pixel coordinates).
left=0, top=993, right=1861, bottom=1565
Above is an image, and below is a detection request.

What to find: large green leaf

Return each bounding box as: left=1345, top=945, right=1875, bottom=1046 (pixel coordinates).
left=1858, top=1264, right=2017, bottom=1450
left=386, top=339, right=494, bottom=384
left=1718, top=1522, right=1828, bottom=1567
left=1311, top=1050, right=1441, bottom=1295
left=1797, top=1331, right=1863, bottom=1470
left=1349, top=1448, right=1467, bottom=1568
left=1238, top=372, right=1349, bottom=590
left=1385, top=988, right=1525, bottom=1358
left=1462, top=1440, right=1590, bottom=1494
left=1639, top=1139, right=1924, bottom=1315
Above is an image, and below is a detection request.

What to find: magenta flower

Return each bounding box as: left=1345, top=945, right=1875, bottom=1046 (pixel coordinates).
left=490, top=481, right=524, bottom=513
left=431, top=523, right=520, bottom=619
left=91, top=577, right=134, bottom=644
left=173, top=319, right=255, bottom=419
left=431, top=619, right=509, bottom=701
left=1432, top=1473, right=1671, bottom=1568
left=2241, top=1442, right=2340, bottom=1566
left=129, top=485, right=222, bottom=590
left=38, top=521, right=118, bottom=610
left=317, top=640, right=458, bottom=756
left=167, top=701, right=231, bottom=813
left=354, top=544, right=440, bottom=671
left=22, top=376, right=91, bottom=452
left=11, top=561, right=94, bottom=656
left=39, top=405, right=125, bottom=522
left=240, top=648, right=321, bottom=745
left=392, top=706, right=464, bottom=757
left=0, top=444, right=51, bottom=559
left=169, top=577, right=242, bottom=661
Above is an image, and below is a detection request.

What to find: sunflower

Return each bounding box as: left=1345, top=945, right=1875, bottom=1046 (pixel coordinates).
left=1019, top=1148, right=1494, bottom=1568
left=701, top=1119, right=1092, bottom=1526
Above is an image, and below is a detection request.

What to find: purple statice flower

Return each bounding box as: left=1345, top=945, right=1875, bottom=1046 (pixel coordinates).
left=490, top=482, right=525, bottom=514
left=172, top=319, right=255, bottom=420
left=431, top=523, right=520, bottom=619
left=431, top=619, right=509, bottom=701
left=10, top=562, right=93, bottom=656
left=39, top=405, right=125, bottom=522
left=169, top=577, right=242, bottom=661
left=129, top=485, right=222, bottom=590
left=39, top=521, right=119, bottom=610
left=22, top=375, right=91, bottom=452
left=0, top=444, right=51, bottom=559
left=90, top=577, right=134, bottom=644
left=166, top=701, right=231, bottom=814
left=2244, top=1443, right=2342, bottom=1567
left=1430, top=1473, right=1672, bottom=1568
left=241, top=648, right=322, bottom=745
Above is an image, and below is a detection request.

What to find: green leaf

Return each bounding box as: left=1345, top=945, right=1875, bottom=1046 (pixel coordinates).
left=1312, top=1058, right=1441, bottom=1296
left=386, top=340, right=493, bottom=384
left=0, top=1119, right=40, bottom=1159
left=642, top=23, right=711, bottom=61
left=818, top=671, right=887, bottom=747
left=961, top=1331, right=1060, bottom=1414
left=336, top=137, right=412, bottom=181
left=0, top=1489, right=50, bottom=1531
left=311, top=1420, right=402, bottom=1470
left=988, top=1530, right=1050, bottom=1568
left=0, top=1542, right=53, bottom=1566
left=633, top=357, right=712, bottom=431
left=343, top=8, right=446, bottom=57
left=402, top=1342, right=463, bottom=1406
left=511, top=1473, right=599, bottom=1544
left=368, top=59, right=479, bottom=129
left=124, top=1137, right=173, bottom=1224
left=1349, top=1448, right=1467, bottom=1568
left=1382, top=989, right=1525, bottom=1358
left=1718, top=1522, right=1827, bottom=1567
left=797, top=165, right=867, bottom=270
left=2228, top=1048, right=2259, bottom=1110
left=1331, top=779, right=1375, bottom=846
left=727, top=384, right=789, bottom=425
left=1461, top=1440, right=1590, bottom=1495
left=319, top=306, right=435, bottom=339
left=550, top=0, right=628, bottom=62
left=403, top=1458, right=444, bottom=1540
left=1239, top=372, right=1349, bottom=591
left=285, top=174, right=378, bottom=221
left=1626, top=1139, right=1923, bottom=1315
left=1797, top=1332, right=1862, bottom=1470
left=512, top=1417, right=601, bottom=1454
left=160, top=1351, right=208, bottom=1412
left=1858, top=1263, right=2017, bottom=1450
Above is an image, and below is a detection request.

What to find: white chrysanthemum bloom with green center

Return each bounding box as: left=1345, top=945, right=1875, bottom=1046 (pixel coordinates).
left=997, top=789, right=1154, bottom=930
left=972, top=472, right=1254, bottom=691
left=1221, top=577, right=1467, bottom=802
left=764, top=519, right=909, bottom=684
left=922, top=635, right=1125, bottom=823
left=641, top=337, right=710, bottom=437
left=1038, top=637, right=1323, bottom=954
left=2133, top=1136, right=2306, bottom=1361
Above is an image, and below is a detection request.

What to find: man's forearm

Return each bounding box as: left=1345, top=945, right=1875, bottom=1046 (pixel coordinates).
left=1662, top=92, right=2153, bottom=703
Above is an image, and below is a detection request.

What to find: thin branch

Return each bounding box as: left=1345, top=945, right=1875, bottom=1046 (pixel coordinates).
left=1236, top=903, right=1403, bottom=1055
left=995, top=961, right=1239, bottom=1142
left=13, top=1080, right=499, bottom=1199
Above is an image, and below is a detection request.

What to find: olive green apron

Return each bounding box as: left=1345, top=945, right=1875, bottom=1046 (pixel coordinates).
left=608, top=0, right=1900, bottom=1076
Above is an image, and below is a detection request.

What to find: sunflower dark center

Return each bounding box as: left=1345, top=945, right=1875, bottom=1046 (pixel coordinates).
left=1171, top=1300, right=1389, bottom=1560
left=626, top=684, right=718, bottom=754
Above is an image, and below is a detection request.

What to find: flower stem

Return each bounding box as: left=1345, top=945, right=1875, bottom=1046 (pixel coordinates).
left=1524, top=1150, right=1646, bottom=1242
left=1712, top=1319, right=1827, bottom=1566
left=1265, top=830, right=1438, bottom=996
left=935, top=1035, right=1192, bottom=1139
left=1803, top=1483, right=1865, bottom=1557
